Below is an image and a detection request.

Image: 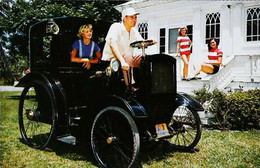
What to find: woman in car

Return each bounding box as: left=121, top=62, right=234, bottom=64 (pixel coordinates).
left=71, top=24, right=101, bottom=69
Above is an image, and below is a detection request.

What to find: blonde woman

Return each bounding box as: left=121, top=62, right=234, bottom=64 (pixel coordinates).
left=71, top=24, right=101, bottom=69
left=176, top=26, right=192, bottom=80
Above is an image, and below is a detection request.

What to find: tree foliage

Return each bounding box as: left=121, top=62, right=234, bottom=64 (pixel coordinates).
left=0, top=0, right=125, bottom=84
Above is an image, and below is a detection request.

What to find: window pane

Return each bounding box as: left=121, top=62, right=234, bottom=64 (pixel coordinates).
left=211, top=25, right=215, bottom=38
left=247, top=12, right=252, bottom=20
left=168, top=28, right=179, bottom=53
left=216, top=24, right=220, bottom=37
left=187, top=25, right=193, bottom=34
left=160, top=38, right=165, bottom=45
left=258, top=20, right=260, bottom=35
left=160, top=28, right=165, bottom=36
left=206, top=25, right=209, bottom=38
left=247, top=21, right=252, bottom=36
left=253, top=20, right=257, bottom=35
left=160, top=47, right=165, bottom=53
left=216, top=16, right=220, bottom=23
left=206, top=14, right=210, bottom=24
left=253, top=10, right=258, bottom=19
left=211, top=15, right=215, bottom=24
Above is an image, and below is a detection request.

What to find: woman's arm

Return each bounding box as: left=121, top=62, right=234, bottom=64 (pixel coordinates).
left=71, top=48, right=90, bottom=63
left=210, top=57, right=222, bottom=66
left=89, top=51, right=101, bottom=64
left=176, top=41, right=180, bottom=55
left=189, top=39, right=192, bottom=49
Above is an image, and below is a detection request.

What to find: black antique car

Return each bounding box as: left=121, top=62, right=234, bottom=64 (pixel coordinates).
left=16, top=17, right=204, bottom=168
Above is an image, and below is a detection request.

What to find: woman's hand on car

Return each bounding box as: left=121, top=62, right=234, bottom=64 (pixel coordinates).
left=82, top=59, right=91, bottom=69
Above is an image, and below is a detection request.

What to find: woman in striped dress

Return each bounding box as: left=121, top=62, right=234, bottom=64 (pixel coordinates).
left=176, top=26, right=192, bottom=80
left=195, top=37, right=223, bottom=76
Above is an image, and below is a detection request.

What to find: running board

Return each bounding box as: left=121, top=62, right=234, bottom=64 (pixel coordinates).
left=56, top=135, right=76, bottom=145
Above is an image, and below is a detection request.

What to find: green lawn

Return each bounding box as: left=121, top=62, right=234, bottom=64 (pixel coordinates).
left=1, top=91, right=259, bottom=168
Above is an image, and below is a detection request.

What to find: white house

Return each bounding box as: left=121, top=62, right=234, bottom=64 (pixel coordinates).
left=116, top=0, right=260, bottom=93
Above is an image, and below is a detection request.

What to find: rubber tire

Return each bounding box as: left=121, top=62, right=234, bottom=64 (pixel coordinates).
left=91, top=106, right=140, bottom=168
left=167, top=105, right=202, bottom=150
left=18, top=80, right=56, bottom=150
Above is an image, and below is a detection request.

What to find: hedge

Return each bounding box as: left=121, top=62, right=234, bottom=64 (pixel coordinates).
left=193, top=86, right=260, bottom=130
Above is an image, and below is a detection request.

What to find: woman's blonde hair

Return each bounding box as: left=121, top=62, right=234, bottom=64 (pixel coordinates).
left=178, top=26, right=188, bottom=36
left=77, top=24, right=93, bottom=38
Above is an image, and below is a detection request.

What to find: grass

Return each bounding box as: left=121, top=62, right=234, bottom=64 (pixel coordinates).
left=1, top=91, right=260, bottom=168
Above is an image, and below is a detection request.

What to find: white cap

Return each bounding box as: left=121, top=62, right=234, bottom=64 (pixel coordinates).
left=122, top=8, right=139, bottom=18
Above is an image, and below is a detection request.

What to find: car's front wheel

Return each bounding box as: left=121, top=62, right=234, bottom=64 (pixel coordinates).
left=91, top=106, right=140, bottom=168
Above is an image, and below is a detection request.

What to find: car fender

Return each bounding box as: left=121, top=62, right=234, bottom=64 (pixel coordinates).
left=97, top=95, right=147, bottom=118
left=16, top=72, right=68, bottom=127
left=176, top=92, right=204, bottom=111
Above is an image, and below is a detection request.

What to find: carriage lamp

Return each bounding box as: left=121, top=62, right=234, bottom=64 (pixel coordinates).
left=110, top=58, right=120, bottom=72
left=105, top=58, right=120, bottom=77
left=46, top=19, right=60, bottom=35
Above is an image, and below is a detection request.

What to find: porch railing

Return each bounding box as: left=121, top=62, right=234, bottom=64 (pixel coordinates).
left=209, top=55, right=260, bottom=91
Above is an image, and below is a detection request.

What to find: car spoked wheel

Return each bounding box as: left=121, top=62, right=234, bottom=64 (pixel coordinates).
left=19, top=80, right=56, bottom=149
left=91, top=106, right=140, bottom=168
left=167, top=105, right=202, bottom=150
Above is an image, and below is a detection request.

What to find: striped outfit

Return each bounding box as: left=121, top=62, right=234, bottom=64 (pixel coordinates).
left=177, top=36, right=191, bottom=55
left=208, top=48, right=223, bottom=64
left=208, top=47, right=223, bottom=74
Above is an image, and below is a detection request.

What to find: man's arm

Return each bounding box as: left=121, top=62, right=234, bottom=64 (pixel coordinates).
left=109, top=38, right=129, bottom=71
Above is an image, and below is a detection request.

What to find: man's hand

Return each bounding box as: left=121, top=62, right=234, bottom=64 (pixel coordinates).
left=132, top=55, right=142, bottom=67
left=121, top=60, right=129, bottom=71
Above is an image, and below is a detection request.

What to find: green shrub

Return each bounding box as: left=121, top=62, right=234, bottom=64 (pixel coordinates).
left=227, top=89, right=260, bottom=130
left=193, top=86, right=260, bottom=130
left=192, top=85, right=212, bottom=104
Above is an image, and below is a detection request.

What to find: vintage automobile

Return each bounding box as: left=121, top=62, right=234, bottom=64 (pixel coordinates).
left=16, top=17, right=204, bottom=168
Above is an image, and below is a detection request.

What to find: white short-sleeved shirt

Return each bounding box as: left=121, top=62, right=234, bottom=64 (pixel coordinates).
left=102, top=22, right=143, bottom=61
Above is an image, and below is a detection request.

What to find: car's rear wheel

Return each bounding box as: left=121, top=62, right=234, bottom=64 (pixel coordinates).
left=18, top=80, right=56, bottom=149
left=167, top=105, right=202, bottom=150
left=91, top=106, right=140, bottom=168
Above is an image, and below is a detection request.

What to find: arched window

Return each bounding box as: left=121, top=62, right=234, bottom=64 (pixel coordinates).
left=246, top=7, right=260, bottom=41
left=205, top=12, right=220, bottom=44
left=138, top=23, right=148, bottom=40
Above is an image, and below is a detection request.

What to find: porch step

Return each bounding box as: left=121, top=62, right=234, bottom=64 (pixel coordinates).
left=225, top=81, right=260, bottom=91
left=177, top=79, right=210, bottom=95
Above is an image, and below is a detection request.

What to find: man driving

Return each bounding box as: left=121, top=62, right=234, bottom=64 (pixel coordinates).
left=102, top=7, right=144, bottom=91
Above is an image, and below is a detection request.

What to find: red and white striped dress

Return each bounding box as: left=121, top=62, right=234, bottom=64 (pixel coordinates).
left=177, top=36, right=191, bottom=55
left=208, top=47, right=223, bottom=65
